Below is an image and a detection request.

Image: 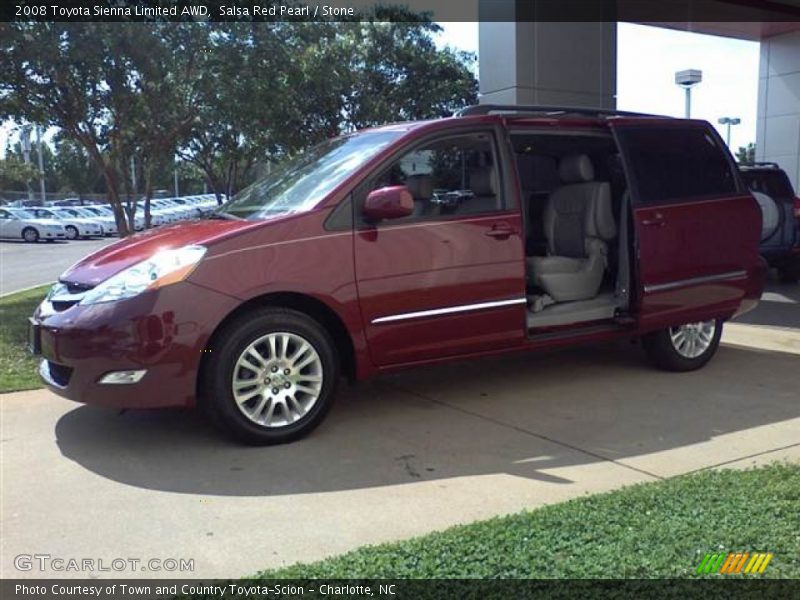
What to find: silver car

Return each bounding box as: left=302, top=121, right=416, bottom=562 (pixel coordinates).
left=30, top=207, right=103, bottom=240
left=0, top=208, right=67, bottom=242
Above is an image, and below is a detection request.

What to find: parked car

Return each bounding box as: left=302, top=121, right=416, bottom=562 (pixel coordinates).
left=29, top=207, right=104, bottom=240
left=30, top=105, right=767, bottom=445
left=0, top=207, right=66, bottom=242
left=78, top=206, right=118, bottom=236
left=739, top=163, right=800, bottom=282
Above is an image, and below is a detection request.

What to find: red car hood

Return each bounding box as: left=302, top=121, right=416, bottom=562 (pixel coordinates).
left=60, top=219, right=262, bottom=286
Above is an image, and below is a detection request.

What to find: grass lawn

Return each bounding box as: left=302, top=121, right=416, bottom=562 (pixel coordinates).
left=255, top=463, right=799, bottom=579
left=0, top=285, right=49, bottom=393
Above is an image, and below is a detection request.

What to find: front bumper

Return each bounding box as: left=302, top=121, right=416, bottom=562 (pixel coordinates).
left=31, top=281, right=238, bottom=409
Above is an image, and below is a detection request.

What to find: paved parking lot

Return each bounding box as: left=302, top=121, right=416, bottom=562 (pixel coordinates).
left=1, top=292, right=798, bottom=579
left=0, top=238, right=114, bottom=294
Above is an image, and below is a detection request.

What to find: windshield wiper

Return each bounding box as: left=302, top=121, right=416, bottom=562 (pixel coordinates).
left=207, top=212, right=242, bottom=221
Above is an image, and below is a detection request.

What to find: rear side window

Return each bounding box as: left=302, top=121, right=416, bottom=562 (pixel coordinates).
left=741, top=170, right=795, bottom=199
left=619, top=126, right=738, bottom=204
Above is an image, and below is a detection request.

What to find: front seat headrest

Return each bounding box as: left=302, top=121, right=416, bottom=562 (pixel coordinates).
left=470, top=167, right=496, bottom=196
left=559, top=154, right=595, bottom=183
left=405, top=174, right=433, bottom=200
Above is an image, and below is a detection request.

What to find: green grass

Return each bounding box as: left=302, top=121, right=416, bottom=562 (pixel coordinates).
left=0, top=285, right=49, bottom=393
left=255, top=464, right=799, bottom=579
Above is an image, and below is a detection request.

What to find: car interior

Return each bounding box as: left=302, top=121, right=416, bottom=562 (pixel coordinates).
left=512, top=132, right=632, bottom=330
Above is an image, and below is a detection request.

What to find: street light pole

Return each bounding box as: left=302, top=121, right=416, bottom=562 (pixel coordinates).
left=718, top=117, right=741, bottom=147
left=35, top=125, right=46, bottom=203
left=675, top=69, right=703, bottom=118
left=20, top=126, right=33, bottom=203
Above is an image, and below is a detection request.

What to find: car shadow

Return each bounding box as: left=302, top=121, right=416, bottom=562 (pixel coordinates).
left=0, top=239, right=69, bottom=245
left=54, top=339, right=800, bottom=496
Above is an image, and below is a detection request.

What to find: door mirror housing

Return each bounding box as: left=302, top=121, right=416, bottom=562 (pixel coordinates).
left=363, top=186, right=414, bottom=221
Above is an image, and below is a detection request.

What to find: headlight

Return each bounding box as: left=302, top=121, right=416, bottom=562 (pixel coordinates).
left=80, top=245, right=207, bottom=305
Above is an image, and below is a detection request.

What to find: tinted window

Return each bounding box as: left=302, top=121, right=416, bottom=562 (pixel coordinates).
left=740, top=170, right=795, bottom=199
left=620, top=127, right=737, bottom=204
left=368, top=132, right=505, bottom=222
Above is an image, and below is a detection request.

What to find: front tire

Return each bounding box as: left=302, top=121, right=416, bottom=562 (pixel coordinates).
left=202, top=308, right=339, bottom=445
left=22, top=227, right=39, bottom=243
left=65, top=225, right=79, bottom=240
left=642, top=319, right=722, bottom=372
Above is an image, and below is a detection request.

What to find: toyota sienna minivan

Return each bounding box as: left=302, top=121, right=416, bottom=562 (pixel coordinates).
left=30, top=105, right=767, bottom=444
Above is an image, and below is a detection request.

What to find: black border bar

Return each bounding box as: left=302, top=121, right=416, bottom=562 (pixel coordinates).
left=4, top=0, right=800, bottom=23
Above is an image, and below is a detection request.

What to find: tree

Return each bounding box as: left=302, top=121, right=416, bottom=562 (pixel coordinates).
left=1, top=17, right=477, bottom=221
left=736, top=143, right=756, bottom=165
left=0, top=155, right=38, bottom=192
left=52, top=137, right=103, bottom=198
left=0, top=23, right=201, bottom=234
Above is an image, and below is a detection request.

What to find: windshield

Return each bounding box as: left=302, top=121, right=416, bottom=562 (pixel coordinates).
left=221, top=130, right=402, bottom=220
left=75, top=208, right=97, bottom=218
left=9, top=209, right=34, bottom=219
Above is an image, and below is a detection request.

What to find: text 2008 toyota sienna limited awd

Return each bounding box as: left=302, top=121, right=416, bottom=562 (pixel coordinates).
left=29, top=105, right=767, bottom=444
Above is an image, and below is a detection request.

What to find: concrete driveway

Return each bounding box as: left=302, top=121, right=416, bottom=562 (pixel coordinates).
left=2, top=321, right=798, bottom=579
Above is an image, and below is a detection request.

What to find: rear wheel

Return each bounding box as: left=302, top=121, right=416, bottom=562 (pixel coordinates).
left=202, top=308, right=339, bottom=445
left=22, top=227, right=39, bottom=243
left=642, top=319, right=722, bottom=372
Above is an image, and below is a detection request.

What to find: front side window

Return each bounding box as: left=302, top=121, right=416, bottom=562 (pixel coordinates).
left=368, top=132, right=505, bottom=222
left=619, top=126, right=738, bottom=204
left=221, top=130, right=403, bottom=220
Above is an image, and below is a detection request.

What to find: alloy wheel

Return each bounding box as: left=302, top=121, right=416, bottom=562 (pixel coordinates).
left=669, top=320, right=716, bottom=359
left=231, top=332, right=323, bottom=428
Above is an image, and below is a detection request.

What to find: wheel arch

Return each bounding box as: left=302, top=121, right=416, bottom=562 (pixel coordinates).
left=199, top=291, right=357, bottom=386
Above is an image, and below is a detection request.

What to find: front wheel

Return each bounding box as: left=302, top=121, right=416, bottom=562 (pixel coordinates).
left=65, top=225, right=79, bottom=240
left=202, top=308, right=339, bottom=445
left=22, top=227, right=39, bottom=243
left=642, top=319, right=722, bottom=372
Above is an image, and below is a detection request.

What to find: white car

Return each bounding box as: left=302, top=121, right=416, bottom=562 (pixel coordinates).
left=0, top=207, right=67, bottom=242
left=78, top=206, right=118, bottom=236
left=30, top=207, right=104, bottom=240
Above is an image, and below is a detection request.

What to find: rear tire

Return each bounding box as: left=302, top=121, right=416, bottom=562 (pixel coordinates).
left=22, top=227, right=39, bottom=243
left=642, top=319, right=722, bottom=372
left=778, top=259, right=800, bottom=284
left=201, top=307, right=339, bottom=445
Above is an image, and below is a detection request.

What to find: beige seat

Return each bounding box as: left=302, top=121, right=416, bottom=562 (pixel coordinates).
left=527, top=154, right=617, bottom=302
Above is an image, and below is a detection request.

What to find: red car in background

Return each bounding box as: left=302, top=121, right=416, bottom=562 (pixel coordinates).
left=30, top=105, right=767, bottom=444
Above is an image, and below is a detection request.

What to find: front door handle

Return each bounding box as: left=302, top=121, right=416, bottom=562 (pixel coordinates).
left=641, top=213, right=666, bottom=228
left=485, top=225, right=515, bottom=240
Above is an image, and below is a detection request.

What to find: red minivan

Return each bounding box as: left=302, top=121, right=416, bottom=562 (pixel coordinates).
left=30, top=105, right=767, bottom=444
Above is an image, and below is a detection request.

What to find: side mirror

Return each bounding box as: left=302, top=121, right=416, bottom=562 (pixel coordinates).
left=363, top=186, right=414, bottom=221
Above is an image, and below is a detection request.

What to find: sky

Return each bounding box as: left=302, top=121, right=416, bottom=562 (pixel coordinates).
left=435, top=22, right=760, bottom=152
left=1, top=22, right=760, bottom=157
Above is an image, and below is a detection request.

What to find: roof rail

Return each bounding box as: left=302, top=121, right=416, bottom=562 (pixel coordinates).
left=454, top=104, right=666, bottom=119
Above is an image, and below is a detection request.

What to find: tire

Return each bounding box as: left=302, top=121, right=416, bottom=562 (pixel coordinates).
left=642, top=319, right=723, bottom=372
left=201, top=307, right=340, bottom=445
left=65, top=225, right=79, bottom=240
left=22, top=227, right=39, bottom=243
left=778, top=259, right=800, bottom=284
